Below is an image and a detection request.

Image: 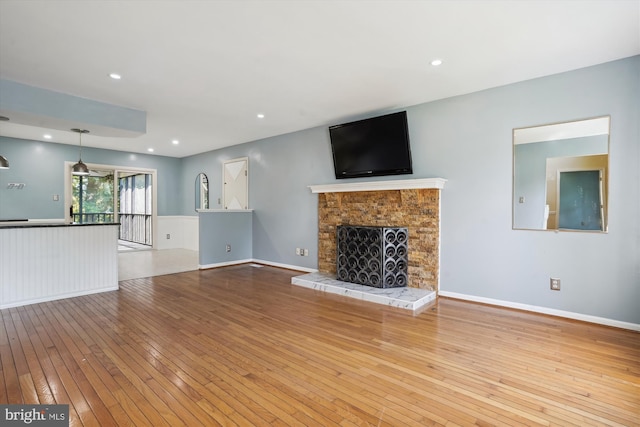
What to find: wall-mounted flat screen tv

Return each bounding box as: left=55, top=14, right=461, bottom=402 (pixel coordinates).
left=329, top=111, right=413, bottom=179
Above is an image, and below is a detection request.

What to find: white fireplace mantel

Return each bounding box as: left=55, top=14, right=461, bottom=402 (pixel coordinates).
left=308, top=177, right=447, bottom=194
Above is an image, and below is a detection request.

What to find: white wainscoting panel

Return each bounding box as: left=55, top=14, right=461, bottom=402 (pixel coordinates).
left=0, top=224, right=119, bottom=309
left=156, top=216, right=199, bottom=251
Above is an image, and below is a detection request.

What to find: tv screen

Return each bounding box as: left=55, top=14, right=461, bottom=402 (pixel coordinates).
left=329, top=111, right=413, bottom=179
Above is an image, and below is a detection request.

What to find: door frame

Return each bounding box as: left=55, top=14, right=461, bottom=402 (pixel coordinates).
left=64, top=162, right=159, bottom=248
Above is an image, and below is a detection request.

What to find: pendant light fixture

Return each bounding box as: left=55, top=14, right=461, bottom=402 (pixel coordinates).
left=71, top=128, right=90, bottom=176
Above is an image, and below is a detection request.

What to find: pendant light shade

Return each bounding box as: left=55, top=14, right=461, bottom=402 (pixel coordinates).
left=71, top=128, right=90, bottom=176
left=71, top=160, right=89, bottom=175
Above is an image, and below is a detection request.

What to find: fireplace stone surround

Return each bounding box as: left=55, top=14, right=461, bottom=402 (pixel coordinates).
left=291, top=178, right=446, bottom=310
left=311, top=178, right=446, bottom=291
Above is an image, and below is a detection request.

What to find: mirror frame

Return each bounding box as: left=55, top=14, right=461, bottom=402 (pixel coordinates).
left=512, top=116, right=610, bottom=232
left=195, top=173, right=209, bottom=211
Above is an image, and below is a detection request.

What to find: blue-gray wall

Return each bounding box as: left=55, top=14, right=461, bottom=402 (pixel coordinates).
left=0, top=137, right=182, bottom=218
left=182, top=55, right=640, bottom=325
left=181, top=127, right=331, bottom=268
left=199, top=211, right=253, bottom=266
left=2, top=56, right=638, bottom=324
left=421, top=56, right=638, bottom=325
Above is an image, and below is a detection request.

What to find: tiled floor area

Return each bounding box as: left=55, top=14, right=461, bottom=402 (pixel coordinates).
left=118, top=248, right=199, bottom=281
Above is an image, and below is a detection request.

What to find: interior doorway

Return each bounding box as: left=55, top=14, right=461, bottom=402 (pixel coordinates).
left=118, top=172, right=154, bottom=247
left=65, top=162, right=158, bottom=250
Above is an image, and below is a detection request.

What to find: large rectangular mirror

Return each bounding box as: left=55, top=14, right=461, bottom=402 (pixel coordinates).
left=513, top=116, right=610, bottom=232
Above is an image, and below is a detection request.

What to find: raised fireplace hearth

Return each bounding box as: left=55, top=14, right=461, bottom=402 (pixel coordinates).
left=337, top=225, right=408, bottom=288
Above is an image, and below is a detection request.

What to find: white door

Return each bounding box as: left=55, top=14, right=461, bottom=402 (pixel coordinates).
left=223, top=157, right=248, bottom=209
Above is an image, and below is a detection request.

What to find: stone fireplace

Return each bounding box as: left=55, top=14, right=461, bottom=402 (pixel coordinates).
left=311, top=178, right=446, bottom=291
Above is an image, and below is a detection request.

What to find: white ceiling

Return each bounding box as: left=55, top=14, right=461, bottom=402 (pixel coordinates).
left=1, top=0, right=638, bottom=158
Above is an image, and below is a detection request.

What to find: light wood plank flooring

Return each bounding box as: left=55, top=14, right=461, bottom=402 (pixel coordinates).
left=1, top=265, right=638, bottom=426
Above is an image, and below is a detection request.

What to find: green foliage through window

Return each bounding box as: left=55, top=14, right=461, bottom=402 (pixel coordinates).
left=72, top=172, right=114, bottom=223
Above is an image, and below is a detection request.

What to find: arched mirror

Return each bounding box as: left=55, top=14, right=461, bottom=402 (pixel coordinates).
left=195, top=173, right=209, bottom=211
left=513, top=116, right=610, bottom=232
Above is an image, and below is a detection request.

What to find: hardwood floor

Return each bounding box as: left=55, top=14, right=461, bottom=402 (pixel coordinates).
left=1, top=265, right=638, bottom=426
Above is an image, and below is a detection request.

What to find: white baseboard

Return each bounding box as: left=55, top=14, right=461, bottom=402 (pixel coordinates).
left=251, top=259, right=318, bottom=273
left=199, top=259, right=254, bottom=269
left=199, top=258, right=317, bottom=273
left=438, top=291, right=640, bottom=332
left=0, top=286, right=119, bottom=310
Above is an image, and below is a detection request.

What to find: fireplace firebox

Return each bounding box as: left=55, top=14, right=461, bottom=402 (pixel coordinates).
left=336, top=225, right=408, bottom=288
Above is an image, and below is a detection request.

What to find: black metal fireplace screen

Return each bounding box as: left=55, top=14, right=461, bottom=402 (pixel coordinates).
left=336, top=225, right=408, bottom=288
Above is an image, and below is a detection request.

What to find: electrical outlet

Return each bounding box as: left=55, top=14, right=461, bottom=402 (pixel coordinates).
left=295, top=248, right=301, bottom=256
left=226, top=244, right=231, bottom=252
left=550, top=278, right=561, bottom=291
left=166, top=234, right=170, bottom=239
left=303, top=248, right=309, bottom=256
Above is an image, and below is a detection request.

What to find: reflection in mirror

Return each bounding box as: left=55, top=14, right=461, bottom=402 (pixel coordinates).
left=195, top=173, right=209, bottom=211
left=513, top=116, right=609, bottom=232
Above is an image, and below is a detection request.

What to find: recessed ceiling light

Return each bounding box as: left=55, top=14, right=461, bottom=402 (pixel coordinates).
left=43, top=134, right=52, bottom=139
left=430, top=59, right=443, bottom=66
left=257, top=113, right=265, bottom=119
left=147, top=148, right=154, bottom=152
left=109, top=73, right=122, bottom=80
left=172, top=139, right=180, bottom=145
